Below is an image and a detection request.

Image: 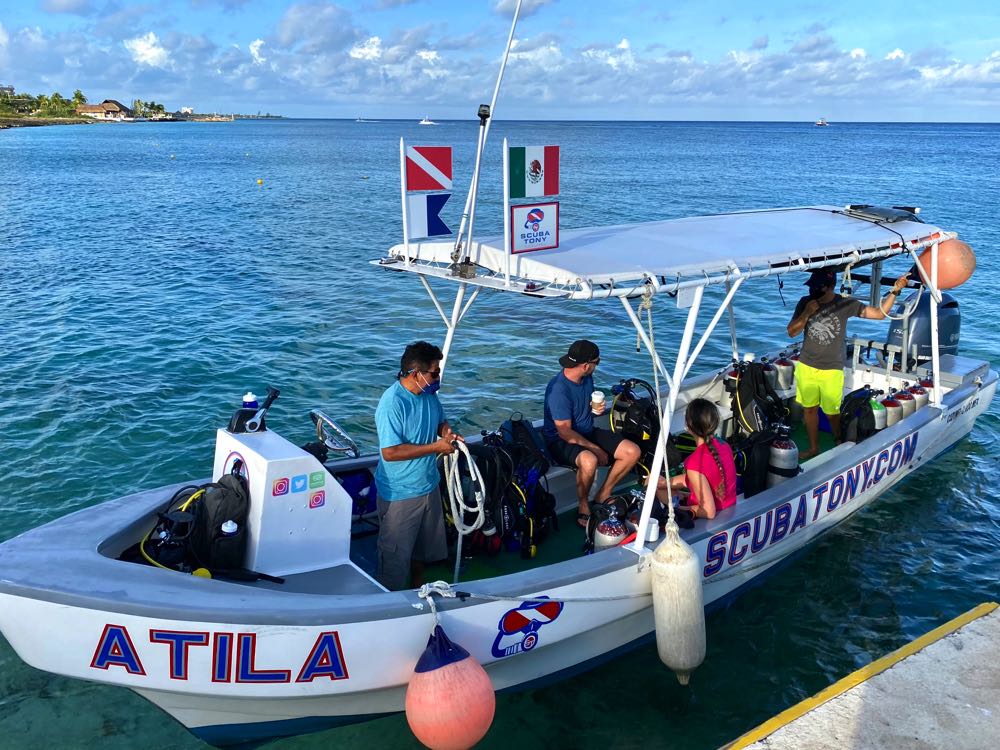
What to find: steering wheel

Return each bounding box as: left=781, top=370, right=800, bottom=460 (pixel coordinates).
left=309, top=410, right=360, bottom=459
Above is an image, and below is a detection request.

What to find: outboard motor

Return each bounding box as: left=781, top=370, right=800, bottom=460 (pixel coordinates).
left=885, top=291, right=961, bottom=367
left=767, top=424, right=799, bottom=488
left=882, top=391, right=903, bottom=427
left=895, top=386, right=916, bottom=417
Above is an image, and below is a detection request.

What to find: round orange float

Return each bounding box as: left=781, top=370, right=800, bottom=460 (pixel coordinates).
left=916, top=239, right=976, bottom=289
left=405, top=625, right=495, bottom=750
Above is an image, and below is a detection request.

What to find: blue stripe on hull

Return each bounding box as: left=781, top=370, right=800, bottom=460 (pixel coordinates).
left=191, top=711, right=393, bottom=748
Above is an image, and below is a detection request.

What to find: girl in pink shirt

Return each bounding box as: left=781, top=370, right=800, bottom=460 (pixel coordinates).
left=651, top=399, right=737, bottom=519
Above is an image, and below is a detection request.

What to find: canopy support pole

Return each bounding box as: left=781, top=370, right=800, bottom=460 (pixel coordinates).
left=620, top=296, right=673, bottom=389
left=929, top=241, right=942, bottom=405
left=725, top=278, right=739, bottom=360
left=631, top=285, right=704, bottom=553
left=440, top=283, right=468, bottom=379
left=683, top=277, right=744, bottom=381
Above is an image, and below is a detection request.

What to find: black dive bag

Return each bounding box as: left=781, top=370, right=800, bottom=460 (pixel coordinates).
left=840, top=386, right=878, bottom=443
left=732, top=361, right=788, bottom=435
left=730, top=428, right=776, bottom=498
left=190, top=474, right=251, bottom=571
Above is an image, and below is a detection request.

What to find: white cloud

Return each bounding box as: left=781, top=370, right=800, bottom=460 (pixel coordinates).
left=416, top=49, right=439, bottom=62
left=492, top=0, right=553, bottom=18
left=0, top=22, right=9, bottom=48
left=349, top=36, right=381, bottom=61
left=885, top=48, right=906, bottom=61
left=850, top=48, right=866, bottom=59
left=249, top=38, right=266, bottom=65
left=123, top=31, right=170, bottom=68
left=41, top=0, right=94, bottom=15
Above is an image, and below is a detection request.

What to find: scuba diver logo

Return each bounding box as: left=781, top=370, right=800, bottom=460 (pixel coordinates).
left=491, top=597, right=564, bottom=658
left=524, top=208, right=545, bottom=231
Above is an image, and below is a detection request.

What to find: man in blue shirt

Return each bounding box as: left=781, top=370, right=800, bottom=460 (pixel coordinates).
left=544, top=340, right=641, bottom=528
left=374, top=341, right=460, bottom=590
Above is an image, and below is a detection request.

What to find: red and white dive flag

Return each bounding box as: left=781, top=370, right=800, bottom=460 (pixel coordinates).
left=406, top=193, right=451, bottom=239
left=509, top=145, right=559, bottom=198
left=405, top=146, right=452, bottom=191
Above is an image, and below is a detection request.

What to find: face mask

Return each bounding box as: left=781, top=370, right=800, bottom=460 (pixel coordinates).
left=418, top=372, right=441, bottom=395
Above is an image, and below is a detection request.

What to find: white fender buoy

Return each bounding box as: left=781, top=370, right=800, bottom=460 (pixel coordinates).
left=651, top=521, right=706, bottom=684
left=405, top=624, right=495, bottom=750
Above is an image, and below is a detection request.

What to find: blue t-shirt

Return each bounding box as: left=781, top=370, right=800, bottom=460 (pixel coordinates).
left=374, top=381, right=446, bottom=501
left=543, top=372, right=594, bottom=441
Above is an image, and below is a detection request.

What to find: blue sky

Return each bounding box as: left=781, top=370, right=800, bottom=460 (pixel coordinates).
left=1, top=0, right=998, bottom=120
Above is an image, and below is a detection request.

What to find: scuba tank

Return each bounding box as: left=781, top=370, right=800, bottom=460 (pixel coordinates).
left=766, top=424, right=799, bottom=488
left=919, top=375, right=934, bottom=389
left=908, top=382, right=930, bottom=409
left=592, top=503, right=629, bottom=551
left=724, top=359, right=740, bottom=395
left=774, top=353, right=795, bottom=391
left=870, top=391, right=887, bottom=430
left=895, top=386, right=916, bottom=418
left=881, top=390, right=903, bottom=427
left=759, top=357, right=779, bottom=391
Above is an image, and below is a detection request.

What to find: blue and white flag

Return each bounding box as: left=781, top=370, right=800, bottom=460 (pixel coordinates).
left=406, top=193, right=451, bottom=238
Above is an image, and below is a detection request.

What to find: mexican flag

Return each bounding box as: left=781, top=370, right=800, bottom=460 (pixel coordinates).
left=508, top=145, right=559, bottom=199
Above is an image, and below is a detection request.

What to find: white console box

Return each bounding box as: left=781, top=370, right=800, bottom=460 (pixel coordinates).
left=212, top=428, right=353, bottom=576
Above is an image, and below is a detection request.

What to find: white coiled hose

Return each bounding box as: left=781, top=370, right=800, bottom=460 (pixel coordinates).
left=441, top=440, right=487, bottom=583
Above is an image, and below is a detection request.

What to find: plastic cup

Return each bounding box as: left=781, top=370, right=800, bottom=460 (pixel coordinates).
left=591, top=390, right=606, bottom=414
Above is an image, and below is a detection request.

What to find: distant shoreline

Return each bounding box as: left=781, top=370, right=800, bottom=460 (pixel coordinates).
left=0, top=116, right=93, bottom=130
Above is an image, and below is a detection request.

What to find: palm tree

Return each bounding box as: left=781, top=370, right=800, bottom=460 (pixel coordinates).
left=72, top=89, right=87, bottom=107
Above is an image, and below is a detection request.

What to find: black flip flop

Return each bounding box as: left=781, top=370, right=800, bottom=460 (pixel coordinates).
left=576, top=512, right=590, bottom=529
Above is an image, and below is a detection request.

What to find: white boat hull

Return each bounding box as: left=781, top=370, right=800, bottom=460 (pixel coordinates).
left=0, top=371, right=992, bottom=746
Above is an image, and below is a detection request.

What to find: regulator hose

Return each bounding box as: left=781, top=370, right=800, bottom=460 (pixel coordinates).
left=441, top=440, right=487, bottom=583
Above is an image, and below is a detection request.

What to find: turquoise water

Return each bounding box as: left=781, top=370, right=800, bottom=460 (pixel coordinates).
left=1, top=119, right=998, bottom=749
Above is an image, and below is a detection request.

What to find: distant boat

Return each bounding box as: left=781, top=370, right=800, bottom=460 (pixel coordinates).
left=418, top=116, right=437, bottom=126
left=355, top=117, right=377, bottom=123
left=815, top=118, right=829, bottom=127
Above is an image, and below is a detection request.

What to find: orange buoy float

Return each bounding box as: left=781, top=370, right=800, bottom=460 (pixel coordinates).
left=405, top=624, right=495, bottom=750
left=916, top=239, right=976, bottom=289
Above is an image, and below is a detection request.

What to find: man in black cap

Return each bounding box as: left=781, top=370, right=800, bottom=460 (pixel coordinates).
left=543, top=340, right=641, bottom=528
left=787, top=268, right=909, bottom=457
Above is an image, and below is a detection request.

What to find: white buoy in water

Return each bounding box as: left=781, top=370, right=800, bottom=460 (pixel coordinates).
left=650, top=520, right=706, bottom=684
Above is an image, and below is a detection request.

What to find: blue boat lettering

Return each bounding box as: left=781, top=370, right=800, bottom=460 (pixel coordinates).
left=703, top=433, right=919, bottom=578
left=90, top=625, right=349, bottom=683
left=945, top=396, right=980, bottom=423
left=491, top=598, right=564, bottom=658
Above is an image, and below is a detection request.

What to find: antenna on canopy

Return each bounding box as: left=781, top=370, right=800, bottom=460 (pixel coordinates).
left=450, top=0, right=523, bottom=276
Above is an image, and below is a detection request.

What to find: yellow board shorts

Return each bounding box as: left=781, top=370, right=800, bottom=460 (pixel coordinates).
left=794, top=361, right=844, bottom=416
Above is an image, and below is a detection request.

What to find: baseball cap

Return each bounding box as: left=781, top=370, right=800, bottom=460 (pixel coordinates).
left=805, top=269, right=837, bottom=288
left=559, top=340, right=600, bottom=368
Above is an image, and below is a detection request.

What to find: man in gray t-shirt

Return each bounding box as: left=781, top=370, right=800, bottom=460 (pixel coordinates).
left=787, top=268, right=910, bottom=457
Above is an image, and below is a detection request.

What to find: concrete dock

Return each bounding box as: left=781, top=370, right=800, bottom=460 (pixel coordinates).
left=725, top=602, right=1000, bottom=750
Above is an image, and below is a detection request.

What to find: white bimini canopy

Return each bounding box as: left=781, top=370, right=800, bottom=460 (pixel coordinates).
left=378, top=205, right=947, bottom=300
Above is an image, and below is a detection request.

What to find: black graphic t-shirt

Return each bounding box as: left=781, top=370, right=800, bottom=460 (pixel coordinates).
left=793, top=294, right=865, bottom=370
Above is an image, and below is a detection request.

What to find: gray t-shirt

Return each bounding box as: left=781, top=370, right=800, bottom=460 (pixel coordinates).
left=793, top=294, right=865, bottom=370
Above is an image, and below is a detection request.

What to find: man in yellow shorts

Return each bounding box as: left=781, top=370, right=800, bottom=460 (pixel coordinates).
left=787, top=268, right=910, bottom=458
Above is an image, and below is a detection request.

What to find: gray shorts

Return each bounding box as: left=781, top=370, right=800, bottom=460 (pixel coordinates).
left=376, top=487, right=448, bottom=591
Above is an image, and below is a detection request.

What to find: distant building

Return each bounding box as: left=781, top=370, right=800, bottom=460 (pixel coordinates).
left=76, top=99, right=133, bottom=120
left=0, top=85, right=14, bottom=98
left=180, top=106, right=193, bottom=114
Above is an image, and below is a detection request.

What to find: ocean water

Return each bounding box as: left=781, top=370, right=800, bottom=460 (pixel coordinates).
left=1, top=118, right=998, bottom=749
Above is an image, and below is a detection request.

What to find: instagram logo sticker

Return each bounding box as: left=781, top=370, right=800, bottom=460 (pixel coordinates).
left=309, top=491, right=326, bottom=509
left=272, top=477, right=290, bottom=496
